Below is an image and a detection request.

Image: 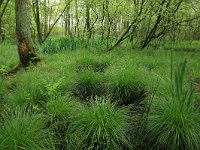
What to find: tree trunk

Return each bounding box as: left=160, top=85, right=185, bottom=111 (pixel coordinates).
left=101, top=1, right=105, bottom=41
left=44, top=0, right=48, bottom=37
left=33, top=0, right=43, bottom=44
left=0, top=0, right=10, bottom=42
left=74, top=0, right=79, bottom=37
left=0, top=0, right=3, bottom=41
left=86, top=5, right=91, bottom=39
left=105, top=0, right=112, bottom=49
left=15, top=0, right=40, bottom=67
left=0, top=17, right=2, bottom=41
left=65, top=0, right=72, bottom=37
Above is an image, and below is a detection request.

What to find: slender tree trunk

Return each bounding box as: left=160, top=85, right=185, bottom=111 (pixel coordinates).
left=48, top=6, right=52, bottom=32
left=65, top=0, right=72, bottom=37
left=44, top=0, right=48, bottom=37
left=0, top=17, right=2, bottom=41
left=108, top=0, right=146, bottom=51
left=101, top=1, right=105, bottom=41
left=15, top=0, right=40, bottom=67
left=43, top=4, right=69, bottom=43
left=141, top=0, right=183, bottom=49
left=74, top=0, right=79, bottom=37
left=0, top=0, right=9, bottom=42
left=105, top=0, right=112, bottom=48
left=86, top=4, right=91, bottom=39
left=0, top=1, right=3, bottom=41
left=33, top=0, right=43, bottom=44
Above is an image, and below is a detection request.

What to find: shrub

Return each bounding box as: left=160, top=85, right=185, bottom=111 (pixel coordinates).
left=145, top=61, right=200, bottom=150
left=66, top=97, right=132, bottom=150
left=72, top=70, right=104, bottom=100
left=0, top=107, right=53, bottom=150
left=108, top=68, right=148, bottom=105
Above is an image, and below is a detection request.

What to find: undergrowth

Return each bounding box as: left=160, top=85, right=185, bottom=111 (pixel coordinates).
left=107, top=68, right=149, bottom=105
left=0, top=42, right=200, bottom=149
left=66, top=97, right=132, bottom=150
left=72, top=70, right=105, bottom=100
left=37, top=37, right=106, bottom=54
left=76, top=55, right=110, bottom=73
left=145, top=61, right=200, bottom=150
left=0, top=107, right=53, bottom=150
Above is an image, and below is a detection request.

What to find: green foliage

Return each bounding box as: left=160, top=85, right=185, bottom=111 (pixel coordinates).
left=6, top=72, right=45, bottom=107
left=46, top=95, right=82, bottom=120
left=6, top=70, right=65, bottom=107
left=42, top=77, right=64, bottom=97
left=1, top=42, right=200, bottom=150
left=46, top=95, right=83, bottom=150
left=0, top=108, right=52, bottom=150
left=0, top=77, right=6, bottom=113
left=0, top=45, right=18, bottom=70
left=37, top=37, right=105, bottom=54
left=73, top=70, right=104, bottom=100
left=145, top=61, right=200, bottom=150
left=0, top=65, right=9, bottom=75
left=0, top=77, right=6, bottom=96
left=66, top=97, right=132, bottom=150
left=163, top=41, right=200, bottom=52
left=108, top=68, right=148, bottom=105
left=76, top=55, right=110, bottom=73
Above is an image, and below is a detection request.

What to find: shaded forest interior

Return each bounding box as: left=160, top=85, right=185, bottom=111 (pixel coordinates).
left=0, top=0, right=200, bottom=150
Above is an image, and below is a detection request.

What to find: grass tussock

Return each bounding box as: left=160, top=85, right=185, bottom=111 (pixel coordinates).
left=72, top=70, right=105, bottom=100
left=145, top=61, right=200, bottom=150
left=0, top=107, right=52, bottom=150
left=5, top=70, right=66, bottom=107
left=76, top=55, right=110, bottom=73
left=46, top=95, right=82, bottom=150
left=108, top=68, right=148, bottom=105
left=0, top=42, right=200, bottom=150
left=66, top=97, right=132, bottom=150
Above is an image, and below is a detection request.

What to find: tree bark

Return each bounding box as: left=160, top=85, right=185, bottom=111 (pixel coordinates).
left=0, top=0, right=10, bottom=42
left=44, top=0, right=48, bottom=37
left=86, top=4, right=91, bottom=39
left=15, top=0, right=40, bottom=67
left=74, top=0, right=79, bottom=37
left=101, top=1, right=105, bottom=41
left=65, top=0, right=72, bottom=37
left=33, top=0, right=43, bottom=44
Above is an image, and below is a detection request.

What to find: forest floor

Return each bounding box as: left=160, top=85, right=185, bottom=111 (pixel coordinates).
left=0, top=42, right=200, bottom=149
left=0, top=42, right=199, bottom=102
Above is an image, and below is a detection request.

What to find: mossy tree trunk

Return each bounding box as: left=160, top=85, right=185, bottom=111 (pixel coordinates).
left=15, top=0, right=40, bottom=67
